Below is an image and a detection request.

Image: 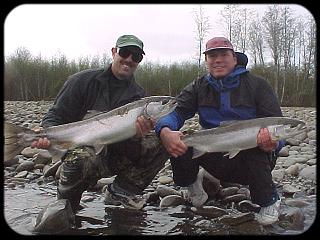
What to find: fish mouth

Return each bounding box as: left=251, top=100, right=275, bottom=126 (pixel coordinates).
left=164, top=99, right=178, bottom=109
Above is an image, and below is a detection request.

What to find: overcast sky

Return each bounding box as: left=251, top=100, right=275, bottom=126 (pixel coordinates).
left=4, top=4, right=312, bottom=65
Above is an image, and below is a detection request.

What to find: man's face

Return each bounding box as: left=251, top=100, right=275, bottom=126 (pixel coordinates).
left=205, top=49, right=237, bottom=79
left=111, top=46, right=143, bottom=80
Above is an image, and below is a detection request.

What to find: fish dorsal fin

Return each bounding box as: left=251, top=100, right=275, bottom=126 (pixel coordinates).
left=192, top=148, right=206, bottom=159
left=225, top=149, right=241, bottom=159
left=219, top=120, right=239, bottom=127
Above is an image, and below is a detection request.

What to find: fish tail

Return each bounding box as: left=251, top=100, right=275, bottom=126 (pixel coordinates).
left=4, top=122, right=33, bottom=162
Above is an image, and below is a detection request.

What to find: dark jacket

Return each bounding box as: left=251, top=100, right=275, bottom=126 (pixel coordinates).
left=41, top=65, right=145, bottom=128
left=155, top=67, right=285, bottom=154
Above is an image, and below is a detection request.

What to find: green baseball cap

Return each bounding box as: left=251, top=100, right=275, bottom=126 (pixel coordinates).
left=116, top=35, right=145, bottom=54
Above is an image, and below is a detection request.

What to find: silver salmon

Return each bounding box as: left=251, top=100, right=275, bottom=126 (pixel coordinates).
left=5, top=96, right=177, bottom=162
left=181, top=117, right=306, bottom=159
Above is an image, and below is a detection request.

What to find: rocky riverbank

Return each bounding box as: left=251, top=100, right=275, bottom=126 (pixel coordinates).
left=3, top=101, right=317, bottom=235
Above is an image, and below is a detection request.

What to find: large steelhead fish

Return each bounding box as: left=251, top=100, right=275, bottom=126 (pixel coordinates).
left=181, top=117, right=306, bottom=159
left=5, top=96, right=177, bottom=162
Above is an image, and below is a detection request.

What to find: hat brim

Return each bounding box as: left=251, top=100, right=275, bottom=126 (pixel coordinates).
left=203, top=47, right=234, bottom=54
left=117, top=43, right=145, bottom=54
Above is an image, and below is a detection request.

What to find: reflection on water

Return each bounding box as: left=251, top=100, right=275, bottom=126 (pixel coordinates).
left=3, top=182, right=316, bottom=236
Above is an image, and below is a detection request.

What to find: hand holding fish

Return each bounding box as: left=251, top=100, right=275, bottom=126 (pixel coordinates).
left=135, top=116, right=155, bottom=138
left=257, top=127, right=278, bottom=152
left=31, top=127, right=51, bottom=149
left=160, top=127, right=188, bottom=158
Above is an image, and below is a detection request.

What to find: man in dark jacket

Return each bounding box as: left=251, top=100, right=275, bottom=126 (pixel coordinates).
left=31, top=35, right=169, bottom=212
left=155, top=37, right=284, bottom=225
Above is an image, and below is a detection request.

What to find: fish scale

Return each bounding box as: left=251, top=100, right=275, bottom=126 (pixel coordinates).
left=5, top=96, right=177, bottom=162
left=182, top=117, right=306, bottom=159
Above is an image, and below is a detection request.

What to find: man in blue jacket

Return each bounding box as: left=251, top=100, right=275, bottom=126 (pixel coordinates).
left=155, top=37, right=284, bottom=225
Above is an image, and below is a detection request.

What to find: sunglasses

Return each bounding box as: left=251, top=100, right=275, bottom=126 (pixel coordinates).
left=117, top=47, right=143, bottom=63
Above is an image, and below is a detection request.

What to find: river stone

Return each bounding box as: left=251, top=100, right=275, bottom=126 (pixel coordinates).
left=159, top=195, right=185, bottom=208
left=278, top=207, right=305, bottom=230
left=158, top=176, right=173, bottom=184
left=218, top=187, right=239, bottom=199
left=33, top=199, right=75, bottom=234
left=34, top=150, right=52, bottom=165
left=219, top=212, right=255, bottom=226
left=237, top=188, right=251, bottom=199
left=202, top=169, right=221, bottom=199
left=282, top=184, right=301, bottom=195
left=278, top=147, right=289, bottom=157
left=284, top=199, right=309, bottom=208
left=307, top=130, right=316, bottom=140
left=156, top=185, right=182, bottom=198
left=90, top=176, right=116, bottom=190
left=15, top=161, right=36, bottom=172
left=286, top=138, right=300, bottom=146
left=43, top=160, right=63, bottom=178
left=299, top=165, right=316, bottom=181
left=221, top=193, right=248, bottom=203
left=144, top=192, right=160, bottom=204
left=14, top=170, right=29, bottom=178
left=21, top=147, right=42, bottom=158
left=190, top=206, right=228, bottom=218
left=285, top=164, right=300, bottom=176
left=272, top=169, right=285, bottom=182
left=4, top=154, right=20, bottom=167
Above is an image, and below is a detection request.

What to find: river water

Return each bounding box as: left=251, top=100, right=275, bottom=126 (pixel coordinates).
left=3, top=181, right=316, bottom=236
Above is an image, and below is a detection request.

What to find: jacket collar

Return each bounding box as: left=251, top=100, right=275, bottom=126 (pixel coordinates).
left=206, top=67, right=248, bottom=92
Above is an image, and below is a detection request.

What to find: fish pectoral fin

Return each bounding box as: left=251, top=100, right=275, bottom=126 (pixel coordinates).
left=48, top=145, right=68, bottom=163
left=94, top=144, right=105, bottom=155
left=192, top=148, right=206, bottom=159
left=227, top=150, right=241, bottom=159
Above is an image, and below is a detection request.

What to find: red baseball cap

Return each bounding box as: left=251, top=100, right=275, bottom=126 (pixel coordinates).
left=203, top=37, right=234, bottom=54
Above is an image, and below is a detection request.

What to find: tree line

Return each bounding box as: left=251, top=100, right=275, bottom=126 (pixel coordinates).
left=4, top=4, right=315, bottom=107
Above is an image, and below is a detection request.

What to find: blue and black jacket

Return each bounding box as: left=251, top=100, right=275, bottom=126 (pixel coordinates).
left=155, top=67, right=285, bottom=155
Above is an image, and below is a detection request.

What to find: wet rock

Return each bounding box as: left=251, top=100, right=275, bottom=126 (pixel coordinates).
left=33, top=199, right=75, bottom=234
left=237, top=200, right=261, bottom=213
left=144, top=192, right=160, bottom=204
left=284, top=199, right=309, bottom=208
left=4, top=154, right=20, bottom=167
left=34, top=150, right=52, bottom=165
left=158, top=176, right=173, bottom=184
left=92, top=176, right=116, bottom=190
left=8, top=177, right=29, bottom=183
left=191, top=206, right=228, bottom=218
left=272, top=169, right=285, bottom=182
left=237, top=188, right=251, bottom=199
left=285, top=164, right=300, bottom=176
left=279, top=207, right=305, bottom=230
left=159, top=195, right=185, bottom=208
left=156, top=185, right=182, bottom=198
left=221, top=193, right=248, bottom=204
left=15, top=161, right=36, bottom=172
left=81, top=195, right=95, bottom=203
left=218, top=187, right=239, bottom=199
left=43, top=160, right=62, bottom=178
left=282, top=184, right=301, bottom=196
left=14, top=170, right=29, bottom=178
left=202, top=169, right=221, bottom=199
left=278, top=147, right=289, bottom=157
left=21, top=147, right=42, bottom=158
left=219, top=212, right=255, bottom=226
left=299, top=165, right=316, bottom=181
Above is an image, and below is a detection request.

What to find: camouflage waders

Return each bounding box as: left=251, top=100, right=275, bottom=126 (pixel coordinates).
left=57, top=132, right=169, bottom=212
